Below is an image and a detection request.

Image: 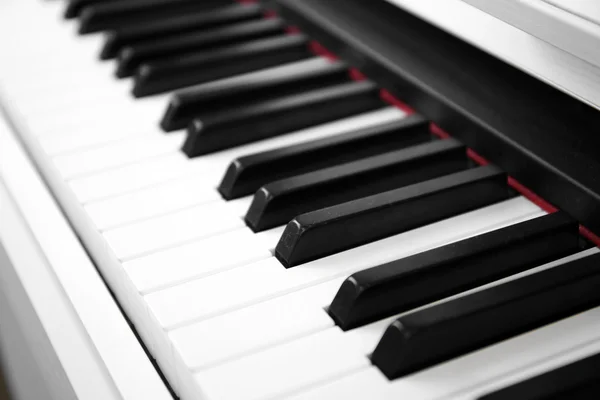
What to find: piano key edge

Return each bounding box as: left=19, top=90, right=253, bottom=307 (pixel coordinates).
left=0, top=101, right=172, bottom=400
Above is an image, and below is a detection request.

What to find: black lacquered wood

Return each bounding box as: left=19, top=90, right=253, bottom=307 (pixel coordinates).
left=100, top=3, right=263, bottom=59
left=372, top=248, right=600, bottom=380
left=277, top=0, right=600, bottom=234
left=245, top=139, right=468, bottom=232
left=183, top=80, right=383, bottom=158
left=133, top=34, right=312, bottom=97
left=327, top=212, right=582, bottom=330
left=79, top=0, right=233, bottom=34
left=277, top=165, right=512, bottom=268
left=219, top=115, right=432, bottom=200
left=65, top=0, right=120, bottom=18
left=162, top=58, right=350, bottom=132
left=116, top=18, right=286, bottom=78
left=479, top=352, right=600, bottom=400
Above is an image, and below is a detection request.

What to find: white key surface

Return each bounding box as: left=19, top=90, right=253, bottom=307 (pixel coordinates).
left=283, top=249, right=600, bottom=400
left=170, top=278, right=344, bottom=371
left=103, top=202, right=245, bottom=260
left=85, top=176, right=222, bottom=231
left=145, top=197, right=543, bottom=330
left=123, top=228, right=272, bottom=294
left=194, top=328, right=370, bottom=400
left=53, top=133, right=185, bottom=180
left=5, top=4, right=588, bottom=400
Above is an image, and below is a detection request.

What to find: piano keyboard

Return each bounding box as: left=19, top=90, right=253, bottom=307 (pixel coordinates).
left=1, top=0, right=599, bottom=399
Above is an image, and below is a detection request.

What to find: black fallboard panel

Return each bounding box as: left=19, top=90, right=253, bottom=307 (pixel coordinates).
left=275, top=0, right=600, bottom=232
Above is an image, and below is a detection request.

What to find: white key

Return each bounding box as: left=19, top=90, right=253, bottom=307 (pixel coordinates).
left=85, top=176, right=222, bottom=230
left=39, top=124, right=156, bottom=156
left=452, top=338, right=600, bottom=400
left=28, top=97, right=166, bottom=137
left=22, top=89, right=134, bottom=122
left=185, top=107, right=408, bottom=170
left=254, top=225, right=287, bottom=251
left=353, top=307, right=600, bottom=400
left=283, top=249, right=600, bottom=400
left=169, top=107, right=409, bottom=181
left=181, top=248, right=595, bottom=400
left=69, top=153, right=200, bottom=203
left=224, top=196, right=254, bottom=217
left=190, top=313, right=398, bottom=400
left=123, top=228, right=273, bottom=294
left=103, top=202, right=245, bottom=260
left=145, top=197, right=543, bottom=330
left=11, top=68, right=129, bottom=101
left=283, top=368, right=389, bottom=400
left=170, top=278, right=344, bottom=372
left=53, top=133, right=185, bottom=180
left=69, top=108, right=407, bottom=203
left=122, top=223, right=285, bottom=294
left=194, top=327, right=371, bottom=400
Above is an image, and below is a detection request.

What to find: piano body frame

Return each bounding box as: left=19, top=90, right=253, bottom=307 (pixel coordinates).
left=2, top=0, right=600, bottom=399
left=0, top=108, right=166, bottom=399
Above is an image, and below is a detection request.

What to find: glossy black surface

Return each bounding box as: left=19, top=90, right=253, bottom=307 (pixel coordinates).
left=479, top=352, right=600, bottom=400
left=276, top=165, right=511, bottom=268
left=132, top=34, right=312, bottom=97
left=100, top=3, right=263, bottom=59
left=116, top=18, right=287, bottom=78
left=183, top=80, right=383, bottom=157
left=277, top=0, right=600, bottom=233
left=219, top=115, right=432, bottom=200
left=245, top=139, right=468, bottom=232
left=327, top=212, right=582, bottom=330
left=65, top=0, right=121, bottom=18
left=161, top=59, right=350, bottom=132
left=79, top=0, right=233, bottom=34
left=372, top=249, right=600, bottom=380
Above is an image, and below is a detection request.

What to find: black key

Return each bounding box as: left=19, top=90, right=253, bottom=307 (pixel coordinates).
left=116, top=18, right=287, bottom=78
left=65, top=0, right=121, bottom=19
left=245, top=138, right=469, bottom=232
left=79, top=0, right=233, bottom=34
left=327, top=211, right=581, bottom=330
left=277, top=165, right=512, bottom=268
left=219, top=115, right=432, bottom=200
left=183, top=80, right=383, bottom=157
left=133, top=34, right=312, bottom=97
left=100, top=3, right=263, bottom=59
left=479, top=353, right=600, bottom=400
left=162, top=58, right=350, bottom=132
left=372, top=247, right=600, bottom=380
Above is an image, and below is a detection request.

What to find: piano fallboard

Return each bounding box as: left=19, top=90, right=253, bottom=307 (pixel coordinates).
left=277, top=0, right=600, bottom=234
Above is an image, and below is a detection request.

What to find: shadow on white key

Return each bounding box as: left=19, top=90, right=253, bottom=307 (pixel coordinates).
left=137, top=200, right=542, bottom=397
left=144, top=197, right=543, bottom=331
left=179, top=230, right=595, bottom=400
left=451, top=331, right=600, bottom=400
left=281, top=248, right=600, bottom=400
left=289, top=307, right=600, bottom=400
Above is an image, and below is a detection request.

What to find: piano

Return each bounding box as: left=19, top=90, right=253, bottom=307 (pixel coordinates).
left=1, top=0, right=600, bottom=399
